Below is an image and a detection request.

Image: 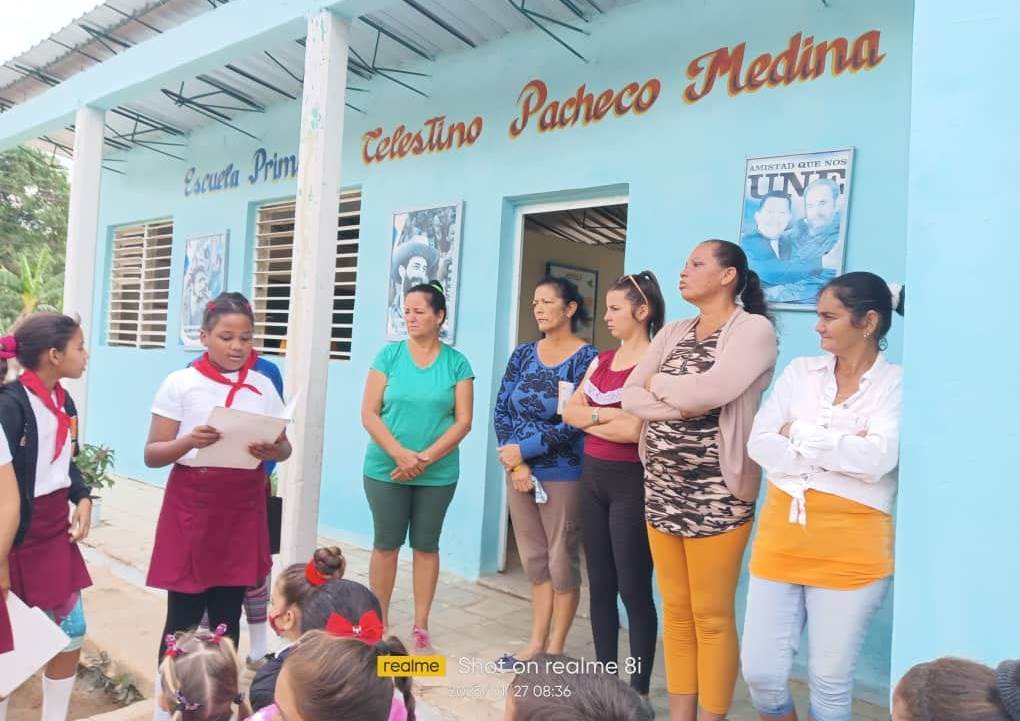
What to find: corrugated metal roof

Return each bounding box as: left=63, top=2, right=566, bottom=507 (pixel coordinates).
left=1, top=0, right=639, bottom=164
left=526, top=204, right=628, bottom=248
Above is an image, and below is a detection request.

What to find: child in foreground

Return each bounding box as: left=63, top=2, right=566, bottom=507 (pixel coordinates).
left=248, top=546, right=346, bottom=711
left=893, top=656, right=1020, bottom=721
left=159, top=625, right=251, bottom=721
left=503, top=652, right=653, bottom=721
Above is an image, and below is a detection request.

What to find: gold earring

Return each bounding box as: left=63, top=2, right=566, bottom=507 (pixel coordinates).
left=864, top=329, right=872, bottom=339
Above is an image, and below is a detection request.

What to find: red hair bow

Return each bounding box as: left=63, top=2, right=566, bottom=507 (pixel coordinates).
left=0, top=335, right=16, bottom=360
left=305, top=560, right=329, bottom=587
left=324, top=610, right=384, bottom=644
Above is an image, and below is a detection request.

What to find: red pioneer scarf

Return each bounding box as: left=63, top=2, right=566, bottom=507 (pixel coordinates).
left=192, top=352, right=262, bottom=407
left=20, top=369, right=71, bottom=463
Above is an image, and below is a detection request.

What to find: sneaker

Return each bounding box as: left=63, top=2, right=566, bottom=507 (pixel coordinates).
left=638, top=695, right=656, bottom=719
left=412, top=625, right=434, bottom=655
left=494, top=654, right=523, bottom=673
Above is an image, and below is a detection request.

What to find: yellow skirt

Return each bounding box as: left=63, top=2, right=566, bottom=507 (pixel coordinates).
left=749, top=484, right=893, bottom=590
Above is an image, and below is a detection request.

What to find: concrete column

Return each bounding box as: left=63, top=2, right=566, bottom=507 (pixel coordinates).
left=278, top=10, right=349, bottom=566
left=891, top=0, right=1020, bottom=686
left=63, top=105, right=105, bottom=439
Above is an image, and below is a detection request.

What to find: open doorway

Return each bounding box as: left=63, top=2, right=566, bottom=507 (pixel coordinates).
left=483, top=195, right=629, bottom=597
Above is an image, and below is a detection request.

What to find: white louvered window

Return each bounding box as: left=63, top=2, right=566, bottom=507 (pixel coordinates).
left=251, top=190, right=361, bottom=360
left=106, top=219, right=173, bottom=348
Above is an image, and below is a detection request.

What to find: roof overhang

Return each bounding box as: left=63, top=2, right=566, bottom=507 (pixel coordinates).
left=0, top=0, right=385, bottom=151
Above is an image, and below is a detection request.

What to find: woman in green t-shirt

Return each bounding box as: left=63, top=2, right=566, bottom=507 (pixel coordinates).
left=360, top=281, right=474, bottom=653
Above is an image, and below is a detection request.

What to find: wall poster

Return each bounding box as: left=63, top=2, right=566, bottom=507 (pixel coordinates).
left=387, top=202, right=463, bottom=343
left=739, top=148, right=854, bottom=309
left=180, top=232, right=227, bottom=347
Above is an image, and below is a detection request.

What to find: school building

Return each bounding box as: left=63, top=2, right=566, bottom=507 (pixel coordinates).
left=0, top=0, right=1014, bottom=703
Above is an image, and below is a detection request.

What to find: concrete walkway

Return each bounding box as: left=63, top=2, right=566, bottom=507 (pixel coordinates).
left=76, top=477, right=889, bottom=720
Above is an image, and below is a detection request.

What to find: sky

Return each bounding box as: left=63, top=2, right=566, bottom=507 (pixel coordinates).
left=0, top=0, right=101, bottom=65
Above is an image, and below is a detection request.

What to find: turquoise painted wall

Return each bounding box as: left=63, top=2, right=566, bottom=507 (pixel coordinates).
left=84, top=0, right=912, bottom=699
left=891, top=0, right=1019, bottom=687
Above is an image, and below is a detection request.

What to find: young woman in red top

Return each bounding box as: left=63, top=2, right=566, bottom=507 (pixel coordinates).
left=562, top=271, right=666, bottom=712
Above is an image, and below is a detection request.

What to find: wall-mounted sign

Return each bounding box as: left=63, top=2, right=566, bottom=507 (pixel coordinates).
left=509, top=78, right=661, bottom=138
left=362, top=116, right=483, bottom=165
left=684, top=31, right=885, bottom=104
left=184, top=147, right=298, bottom=196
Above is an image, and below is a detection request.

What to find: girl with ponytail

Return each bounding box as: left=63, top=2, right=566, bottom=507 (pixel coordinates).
left=0, top=314, right=92, bottom=721
left=265, top=579, right=416, bottom=721
left=622, top=240, right=777, bottom=721
left=562, top=271, right=666, bottom=709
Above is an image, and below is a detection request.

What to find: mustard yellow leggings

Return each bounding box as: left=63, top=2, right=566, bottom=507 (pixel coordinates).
left=647, top=521, right=752, bottom=715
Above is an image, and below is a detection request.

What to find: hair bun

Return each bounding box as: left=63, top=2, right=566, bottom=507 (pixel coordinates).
left=888, top=282, right=905, bottom=316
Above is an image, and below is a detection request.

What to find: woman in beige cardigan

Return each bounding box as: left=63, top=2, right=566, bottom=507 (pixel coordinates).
left=622, top=239, right=777, bottom=721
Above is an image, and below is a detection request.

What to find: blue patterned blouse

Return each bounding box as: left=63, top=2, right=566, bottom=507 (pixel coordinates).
left=494, top=341, right=598, bottom=481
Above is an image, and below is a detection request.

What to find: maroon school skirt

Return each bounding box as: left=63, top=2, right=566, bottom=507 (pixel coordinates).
left=8, top=488, right=92, bottom=613
left=146, top=465, right=270, bottom=594
left=0, top=593, right=12, bottom=654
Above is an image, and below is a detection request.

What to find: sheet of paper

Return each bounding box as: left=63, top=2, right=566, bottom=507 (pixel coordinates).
left=0, top=593, right=71, bottom=696
left=193, top=406, right=289, bottom=470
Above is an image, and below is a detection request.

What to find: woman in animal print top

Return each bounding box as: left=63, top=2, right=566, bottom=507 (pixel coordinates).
left=623, top=240, right=777, bottom=721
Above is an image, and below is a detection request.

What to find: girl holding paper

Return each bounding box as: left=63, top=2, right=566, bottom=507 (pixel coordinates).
left=144, top=292, right=290, bottom=678
left=0, top=314, right=93, bottom=721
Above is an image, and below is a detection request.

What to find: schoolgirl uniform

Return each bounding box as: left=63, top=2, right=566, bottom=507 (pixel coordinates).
left=0, top=372, right=93, bottom=653
left=147, top=353, right=284, bottom=654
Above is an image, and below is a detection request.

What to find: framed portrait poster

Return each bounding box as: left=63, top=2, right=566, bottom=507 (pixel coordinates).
left=546, top=261, right=598, bottom=344
left=180, top=232, right=227, bottom=347
left=387, top=202, right=464, bottom=343
left=738, top=148, right=854, bottom=310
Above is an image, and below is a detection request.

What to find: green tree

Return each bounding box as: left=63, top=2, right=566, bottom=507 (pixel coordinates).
left=0, top=247, right=63, bottom=328
left=0, top=146, right=69, bottom=329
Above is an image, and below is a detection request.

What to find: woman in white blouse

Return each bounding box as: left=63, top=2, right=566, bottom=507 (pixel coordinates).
left=741, top=272, right=904, bottom=721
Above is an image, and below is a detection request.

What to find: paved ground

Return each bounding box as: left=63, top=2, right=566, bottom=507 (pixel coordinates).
left=67, top=477, right=889, bottom=720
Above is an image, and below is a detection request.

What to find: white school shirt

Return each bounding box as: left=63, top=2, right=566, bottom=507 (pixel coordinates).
left=747, top=353, right=902, bottom=524
left=0, top=388, right=73, bottom=497
left=151, top=366, right=286, bottom=466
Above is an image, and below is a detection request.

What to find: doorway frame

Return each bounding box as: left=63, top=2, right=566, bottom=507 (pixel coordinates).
left=495, top=191, right=629, bottom=572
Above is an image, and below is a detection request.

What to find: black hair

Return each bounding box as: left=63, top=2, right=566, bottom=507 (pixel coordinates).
left=705, top=239, right=772, bottom=322
left=508, top=653, right=653, bottom=721
left=406, top=281, right=448, bottom=325
left=536, top=275, right=591, bottom=334
left=821, top=271, right=905, bottom=350
left=0, top=312, right=81, bottom=380
left=607, top=271, right=667, bottom=338
left=202, top=292, right=255, bottom=332
left=758, top=190, right=793, bottom=211
left=300, top=579, right=381, bottom=632
left=295, top=581, right=415, bottom=720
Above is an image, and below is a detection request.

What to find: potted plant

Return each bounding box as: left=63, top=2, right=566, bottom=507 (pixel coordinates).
left=76, top=444, right=116, bottom=526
